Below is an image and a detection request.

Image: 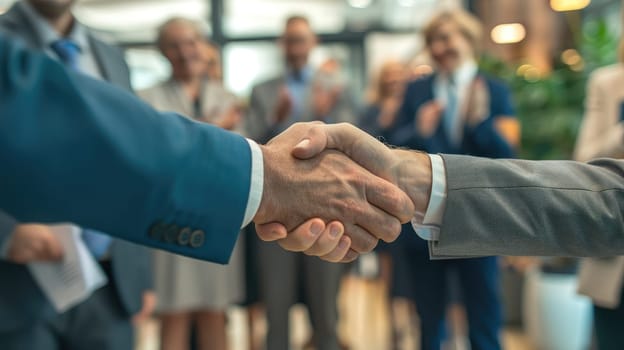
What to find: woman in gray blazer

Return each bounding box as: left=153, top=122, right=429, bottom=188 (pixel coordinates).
left=139, top=18, right=244, bottom=350
left=574, top=37, right=624, bottom=350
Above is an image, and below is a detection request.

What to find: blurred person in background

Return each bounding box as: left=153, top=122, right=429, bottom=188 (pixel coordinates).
left=360, top=59, right=409, bottom=138
left=359, top=59, right=412, bottom=350
left=139, top=17, right=244, bottom=350
left=0, top=1, right=155, bottom=349
left=245, top=15, right=356, bottom=350
left=386, top=9, right=520, bottom=350
left=201, top=39, right=223, bottom=81
left=575, top=31, right=624, bottom=350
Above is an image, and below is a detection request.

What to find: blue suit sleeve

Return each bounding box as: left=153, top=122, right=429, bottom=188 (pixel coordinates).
left=0, top=34, right=251, bottom=264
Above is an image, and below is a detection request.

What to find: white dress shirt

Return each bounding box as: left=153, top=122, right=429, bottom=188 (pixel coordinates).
left=406, top=63, right=477, bottom=242
left=411, top=155, right=448, bottom=241
left=242, top=141, right=264, bottom=227
left=434, top=61, right=479, bottom=146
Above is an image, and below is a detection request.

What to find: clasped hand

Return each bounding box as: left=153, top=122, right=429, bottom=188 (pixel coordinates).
left=253, top=122, right=432, bottom=262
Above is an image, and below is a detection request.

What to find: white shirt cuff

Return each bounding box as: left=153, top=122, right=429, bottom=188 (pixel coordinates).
left=242, top=139, right=264, bottom=228
left=411, top=154, right=447, bottom=241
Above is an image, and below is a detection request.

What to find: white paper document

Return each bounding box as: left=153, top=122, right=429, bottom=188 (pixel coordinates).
left=27, top=224, right=108, bottom=313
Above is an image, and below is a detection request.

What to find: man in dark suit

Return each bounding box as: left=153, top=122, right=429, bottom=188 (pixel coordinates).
left=385, top=10, right=520, bottom=350
left=0, top=1, right=154, bottom=349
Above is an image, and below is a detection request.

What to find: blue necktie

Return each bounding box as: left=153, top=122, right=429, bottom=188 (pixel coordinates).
left=50, top=39, right=81, bottom=70
left=443, top=79, right=461, bottom=147
left=50, top=39, right=112, bottom=259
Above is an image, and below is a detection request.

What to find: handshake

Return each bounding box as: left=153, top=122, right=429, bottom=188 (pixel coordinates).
left=253, top=122, right=433, bottom=263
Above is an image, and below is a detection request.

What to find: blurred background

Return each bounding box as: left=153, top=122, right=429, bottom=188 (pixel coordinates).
left=0, top=1, right=621, bottom=350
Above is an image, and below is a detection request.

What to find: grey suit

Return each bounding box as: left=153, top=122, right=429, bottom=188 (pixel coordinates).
left=247, top=72, right=355, bottom=350
left=246, top=75, right=356, bottom=144
left=429, top=155, right=624, bottom=258
left=0, top=3, right=152, bottom=349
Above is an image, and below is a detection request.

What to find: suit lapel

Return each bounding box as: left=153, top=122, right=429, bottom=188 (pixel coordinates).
left=1, top=3, right=46, bottom=49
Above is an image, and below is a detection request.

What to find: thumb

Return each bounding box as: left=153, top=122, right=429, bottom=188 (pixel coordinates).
left=292, top=125, right=329, bottom=160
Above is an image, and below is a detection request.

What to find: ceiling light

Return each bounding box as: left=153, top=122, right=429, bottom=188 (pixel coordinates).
left=398, top=0, right=417, bottom=7
left=348, top=0, right=373, bottom=9
left=550, top=0, right=591, bottom=12
left=491, top=23, right=526, bottom=44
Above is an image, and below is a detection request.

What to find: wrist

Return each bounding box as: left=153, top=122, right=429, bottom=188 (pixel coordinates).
left=392, top=150, right=432, bottom=220
left=254, top=145, right=278, bottom=223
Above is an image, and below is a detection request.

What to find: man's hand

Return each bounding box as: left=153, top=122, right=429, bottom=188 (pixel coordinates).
left=256, top=219, right=358, bottom=262
left=274, top=87, right=293, bottom=123
left=312, top=84, right=342, bottom=120
left=216, top=105, right=243, bottom=131
left=255, top=122, right=434, bottom=256
left=132, top=291, right=157, bottom=325
left=292, top=123, right=432, bottom=219
left=254, top=123, right=415, bottom=255
left=416, top=101, right=443, bottom=138
left=6, top=224, right=64, bottom=263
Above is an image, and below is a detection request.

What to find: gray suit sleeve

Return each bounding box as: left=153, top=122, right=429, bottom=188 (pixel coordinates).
left=430, top=155, right=624, bottom=258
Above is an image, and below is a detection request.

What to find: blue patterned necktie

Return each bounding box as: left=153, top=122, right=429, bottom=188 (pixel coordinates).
left=50, top=38, right=112, bottom=259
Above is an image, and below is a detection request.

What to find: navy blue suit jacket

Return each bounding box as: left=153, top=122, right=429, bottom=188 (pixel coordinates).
left=390, top=74, right=516, bottom=158
left=0, top=34, right=251, bottom=265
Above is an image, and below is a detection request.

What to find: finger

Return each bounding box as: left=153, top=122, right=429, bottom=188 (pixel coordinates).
left=293, top=123, right=394, bottom=181
left=344, top=223, right=379, bottom=254
left=276, top=219, right=325, bottom=252
left=255, top=222, right=288, bottom=242
left=319, top=235, right=351, bottom=263
left=365, top=176, right=415, bottom=224
left=340, top=249, right=359, bottom=263
left=8, top=250, right=33, bottom=264
left=292, top=125, right=329, bottom=159
left=350, top=199, right=403, bottom=245
left=304, top=221, right=345, bottom=256
left=43, top=237, right=64, bottom=261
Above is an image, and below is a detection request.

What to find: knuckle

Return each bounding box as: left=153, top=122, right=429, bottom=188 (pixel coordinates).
left=360, top=236, right=378, bottom=253
left=384, top=221, right=402, bottom=243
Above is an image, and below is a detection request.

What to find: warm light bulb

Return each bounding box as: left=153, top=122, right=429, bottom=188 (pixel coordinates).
left=550, top=0, right=591, bottom=12
left=491, top=23, right=526, bottom=44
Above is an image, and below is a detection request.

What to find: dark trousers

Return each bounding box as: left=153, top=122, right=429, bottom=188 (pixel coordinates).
left=0, top=284, right=133, bottom=350
left=594, top=287, right=624, bottom=350
left=396, top=236, right=502, bottom=350
left=258, top=241, right=343, bottom=350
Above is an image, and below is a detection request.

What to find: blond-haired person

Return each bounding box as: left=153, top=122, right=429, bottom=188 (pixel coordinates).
left=384, top=10, right=520, bottom=350
left=575, top=35, right=624, bottom=350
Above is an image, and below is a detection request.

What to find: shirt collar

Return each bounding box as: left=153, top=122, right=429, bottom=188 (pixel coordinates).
left=287, top=65, right=313, bottom=84
left=438, top=60, right=478, bottom=87
left=19, top=0, right=89, bottom=52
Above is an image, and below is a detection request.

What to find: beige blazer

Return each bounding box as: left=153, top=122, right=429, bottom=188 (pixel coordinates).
left=574, top=64, right=624, bottom=309
left=139, top=78, right=242, bottom=134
